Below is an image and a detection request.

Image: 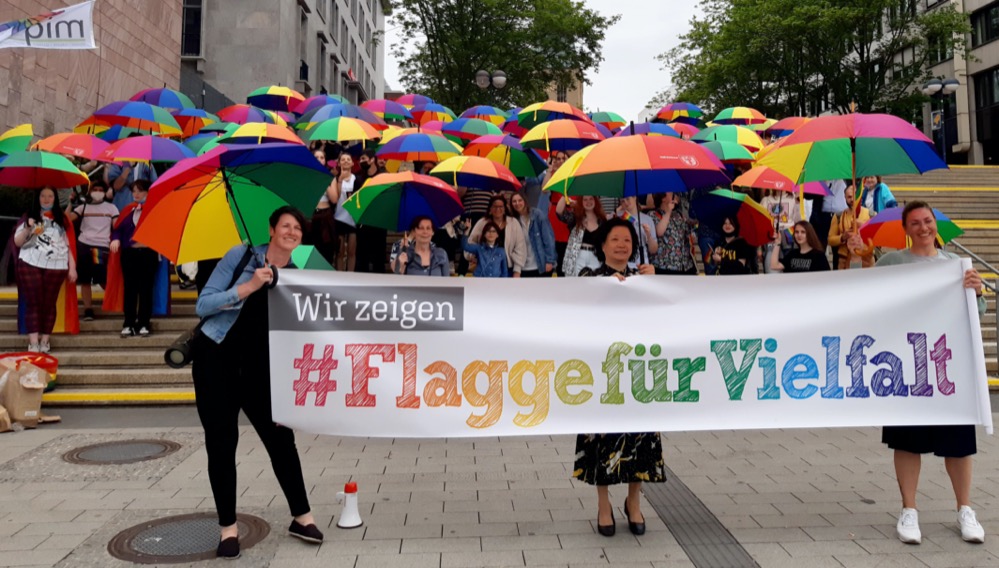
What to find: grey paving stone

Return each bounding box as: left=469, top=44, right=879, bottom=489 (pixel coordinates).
left=0, top=533, right=47, bottom=551
left=401, top=536, right=481, bottom=553
left=802, top=525, right=894, bottom=541
left=364, top=523, right=442, bottom=540
left=833, top=554, right=929, bottom=568
left=915, top=550, right=999, bottom=567
left=0, top=548, right=72, bottom=567
left=729, top=527, right=813, bottom=543
left=354, top=552, right=441, bottom=568
left=480, top=510, right=554, bottom=524
left=517, top=520, right=593, bottom=536
left=481, top=535, right=561, bottom=551
left=444, top=522, right=519, bottom=538
left=780, top=539, right=870, bottom=556
left=524, top=547, right=608, bottom=565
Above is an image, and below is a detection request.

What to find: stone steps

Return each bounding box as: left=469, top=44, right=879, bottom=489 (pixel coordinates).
left=56, top=367, right=192, bottom=386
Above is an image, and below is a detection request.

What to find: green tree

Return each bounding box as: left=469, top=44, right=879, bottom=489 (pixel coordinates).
left=653, top=0, right=970, bottom=120
left=390, top=0, right=619, bottom=111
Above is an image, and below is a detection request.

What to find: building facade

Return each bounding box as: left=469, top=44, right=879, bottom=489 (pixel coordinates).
left=0, top=0, right=181, bottom=135
left=546, top=80, right=584, bottom=109
left=181, top=0, right=389, bottom=108
left=926, top=0, right=999, bottom=164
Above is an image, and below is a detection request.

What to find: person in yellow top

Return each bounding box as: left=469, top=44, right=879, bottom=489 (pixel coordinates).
left=828, top=181, right=874, bottom=269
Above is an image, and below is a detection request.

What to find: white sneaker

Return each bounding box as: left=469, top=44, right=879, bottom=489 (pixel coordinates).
left=27, top=343, right=40, bottom=353
left=959, top=506, right=985, bottom=543
left=121, top=327, right=134, bottom=338
left=137, top=326, right=150, bottom=337
left=39, top=341, right=50, bottom=354
left=897, top=508, right=921, bottom=544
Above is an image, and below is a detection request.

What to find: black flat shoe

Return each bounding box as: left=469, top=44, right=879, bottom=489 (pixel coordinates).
left=597, top=508, right=616, bottom=537
left=624, top=500, right=646, bottom=535
left=217, top=536, right=240, bottom=559
left=289, top=520, right=324, bottom=544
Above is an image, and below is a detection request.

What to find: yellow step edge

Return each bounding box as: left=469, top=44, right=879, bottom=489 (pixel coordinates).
left=990, top=378, right=999, bottom=388
left=892, top=186, right=999, bottom=192
left=42, top=391, right=196, bottom=403
left=947, top=165, right=999, bottom=169
left=0, top=290, right=198, bottom=301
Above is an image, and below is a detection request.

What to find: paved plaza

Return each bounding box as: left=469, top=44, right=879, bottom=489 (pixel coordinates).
left=2, top=408, right=999, bottom=567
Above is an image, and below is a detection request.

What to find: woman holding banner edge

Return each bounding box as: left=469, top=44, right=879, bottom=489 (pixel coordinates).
left=876, top=200, right=987, bottom=545
left=193, top=206, right=323, bottom=558
left=573, top=217, right=666, bottom=537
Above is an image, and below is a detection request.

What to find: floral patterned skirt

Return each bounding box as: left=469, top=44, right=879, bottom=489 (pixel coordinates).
left=572, top=432, right=667, bottom=486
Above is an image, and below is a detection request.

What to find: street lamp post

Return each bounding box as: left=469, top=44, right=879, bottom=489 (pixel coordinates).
left=475, top=70, right=507, bottom=91
left=921, top=78, right=960, bottom=164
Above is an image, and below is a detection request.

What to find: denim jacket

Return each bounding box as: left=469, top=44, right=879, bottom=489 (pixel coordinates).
left=197, top=244, right=292, bottom=344
left=520, top=208, right=557, bottom=274
left=461, top=236, right=508, bottom=277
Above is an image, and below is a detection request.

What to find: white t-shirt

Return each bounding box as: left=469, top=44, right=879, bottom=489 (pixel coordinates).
left=17, top=217, right=70, bottom=270
left=73, top=201, right=119, bottom=248
left=333, top=174, right=357, bottom=226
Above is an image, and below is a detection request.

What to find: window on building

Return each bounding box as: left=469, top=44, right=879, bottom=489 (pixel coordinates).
left=927, top=34, right=953, bottom=65
left=350, top=0, right=358, bottom=22
left=181, top=0, right=203, bottom=57
left=331, top=0, right=339, bottom=42
left=976, top=66, right=999, bottom=109
left=319, top=40, right=328, bottom=91
left=556, top=85, right=567, bottom=103
left=299, top=9, right=309, bottom=82
left=972, top=3, right=999, bottom=47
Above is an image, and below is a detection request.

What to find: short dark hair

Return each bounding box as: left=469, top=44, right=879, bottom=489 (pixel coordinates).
left=130, top=179, right=151, bottom=193
left=361, top=149, right=377, bottom=160
left=409, top=215, right=434, bottom=232
left=722, top=216, right=740, bottom=235
left=480, top=220, right=502, bottom=240
left=594, top=216, right=639, bottom=263
left=89, top=179, right=109, bottom=192
left=269, top=205, right=307, bottom=229
left=902, top=200, right=932, bottom=226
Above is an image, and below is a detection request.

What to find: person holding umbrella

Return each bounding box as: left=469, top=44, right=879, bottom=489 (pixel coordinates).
left=392, top=216, right=450, bottom=276
left=13, top=186, right=77, bottom=353
left=574, top=218, right=664, bottom=537
left=556, top=195, right=607, bottom=277
left=110, top=180, right=159, bottom=337
left=875, top=200, right=987, bottom=545
left=828, top=182, right=874, bottom=270
left=194, top=206, right=323, bottom=558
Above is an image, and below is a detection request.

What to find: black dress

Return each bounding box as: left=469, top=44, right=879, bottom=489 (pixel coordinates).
left=572, top=264, right=667, bottom=486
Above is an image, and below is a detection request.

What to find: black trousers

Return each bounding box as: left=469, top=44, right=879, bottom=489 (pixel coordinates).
left=120, top=247, right=159, bottom=329
left=192, top=335, right=312, bottom=527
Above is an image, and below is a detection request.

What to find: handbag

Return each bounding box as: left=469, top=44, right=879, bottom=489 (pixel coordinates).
left=164, top=246, right=254, bottom=368
left=72, top=202, right=87, bottom=238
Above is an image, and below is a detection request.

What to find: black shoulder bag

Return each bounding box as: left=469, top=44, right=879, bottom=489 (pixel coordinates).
left=164, top=247, right=255, bottom=368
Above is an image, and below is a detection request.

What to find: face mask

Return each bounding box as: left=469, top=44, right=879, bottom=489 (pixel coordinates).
left=135, top=197, right=146, bottom=205
left=40, top=204, right=53, bottom=212
left=90, top=192, right=105, bottom=203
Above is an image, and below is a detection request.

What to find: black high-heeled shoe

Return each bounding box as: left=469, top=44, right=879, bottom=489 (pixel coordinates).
left=624, top=499, right=646, bottom=535
left=217, top=536, right=240, bottom=559
left=597, top=507, right=616, bottom=537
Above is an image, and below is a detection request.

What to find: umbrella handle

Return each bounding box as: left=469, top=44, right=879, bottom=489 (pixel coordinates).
left=267, top=265, right=279, bottom=289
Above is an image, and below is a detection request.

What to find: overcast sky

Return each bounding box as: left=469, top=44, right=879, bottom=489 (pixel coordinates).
left=382, top=1, right=701, bottom=122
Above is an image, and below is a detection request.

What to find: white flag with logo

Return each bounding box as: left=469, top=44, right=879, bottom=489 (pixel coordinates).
left=0, top=1, right=96, bottom=50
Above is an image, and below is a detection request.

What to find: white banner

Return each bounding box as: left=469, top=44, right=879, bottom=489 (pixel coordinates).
left=268, top=259, right=992, bottom=438
left=0, top=1, right=95, bottom=50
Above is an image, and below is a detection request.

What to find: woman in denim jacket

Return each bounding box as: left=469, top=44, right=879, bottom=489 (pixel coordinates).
left=509, top=192, right=556, bottom=277
left=460, top=220, right=508, bottom=277
left=193, top=206, right=323, bottom=558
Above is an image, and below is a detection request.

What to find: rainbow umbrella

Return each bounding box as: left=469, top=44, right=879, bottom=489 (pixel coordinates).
left=588, top=111, right=627, bottom=131
left=655, top=103, right=704, bottom=125
left=95, top=125, right=145, bottom=142
left=501, top=107, right=528, bottom=138
left=410, top=103, right=457, bottom=125
left=713, top=107, right=768, bottom=125
left=219, top=123, right=304, bottom=145
left=183, top=133, right=220, bottom=154
left=376, top=133, right=463, bottom=162
left=756, top=113, right=946, bottom=186
left=745, top=119, right=778, bottom=133
left=130, top=88, right=195, bottom=111
left=440, top=118, right=503, bottom=145
left=296, top=104, right=387, bottom=130
left=732, top=166, right=829, bottom=196
left=135, top=143, right=332, bottom=263
left=691, top=189, right=775, bottom=246
left=97, top=135, right=196, bottom=164
left=395, top=93, right=435, bottom=109
left=766, top=116, right=811, bottom=139
left=429, top=156, right=521, bottom=193
left=543, top=135, right=729, bottom=198
left=421, top=120, right=447, bottom=133
left=293, top=94, right=350, bottom=115
left=305, top=117, right=382, bottom=143
left=613, top=122, right=680, bottom=138
left=83, top=101, right=182, bottom=137
left=693, top=125, right=765, bottom=153
left=361, top=99, right=414, bottom=123
left=291, top=244, right=335, bottom=270
left=521, top=119, right=605, bottom=154
left=380, top=126, right=443, bottom=146
left=216, top=104, right=285, bottom=126
left=463, top=134, right=547, bottom=178
left=33, top=132, right=109, bottom=161
left=669, top=123, right=700, bottom=139
left=343, top=171, right=463, bottom=231
left=0, top=124, right=34, bottom=156
left=697, top=140, right=755, bottom=164
left=859, top=206, right=963, bottom=250
left=0, top=151, right=90, bottom=188
left=246, top=85, right=306, bottom=112
left=459, top=105, right=509, bottom=126
left=517, top=101, right=591, bottom=129
left=199, top=122, right=238, bottom=135
left=172, top=109, right=221, bottom=138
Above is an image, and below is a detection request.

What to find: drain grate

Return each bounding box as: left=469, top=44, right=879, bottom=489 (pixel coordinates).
left=63, top=440, right=181, bottom=465
left=108, top=513, right=270, bottom=564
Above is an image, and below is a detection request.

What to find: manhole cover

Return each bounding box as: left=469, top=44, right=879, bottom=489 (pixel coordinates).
left=108, top=513, right=270, bottom=564
left=63, top=440, right=182, bottom=465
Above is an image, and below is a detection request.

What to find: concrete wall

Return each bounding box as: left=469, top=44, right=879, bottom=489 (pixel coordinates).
left=0, top=0, right=181, bottom=136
